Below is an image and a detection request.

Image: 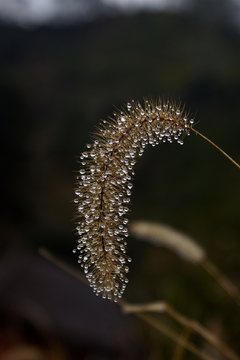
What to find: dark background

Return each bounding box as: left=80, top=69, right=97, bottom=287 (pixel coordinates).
left=0, top=0, right=240, bottom=359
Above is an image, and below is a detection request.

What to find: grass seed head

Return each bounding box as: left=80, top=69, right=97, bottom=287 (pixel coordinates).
left=73, top=98, right=194, bottom=301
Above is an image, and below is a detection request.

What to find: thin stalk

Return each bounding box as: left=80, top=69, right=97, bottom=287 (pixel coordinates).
left=39, top=247, right=88, bottom=285
left=123, top=301, right=240, bottom=360
left=190, top=127, right=240, bottom=169
left=201, top=259, right=240, bottom=307
left=172, top=326, right=192, bottom=360
left=133, top=312, right=215, bottom=360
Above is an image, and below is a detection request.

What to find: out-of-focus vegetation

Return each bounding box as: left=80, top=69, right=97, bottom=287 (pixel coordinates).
left=1, top=2, right=240, bottom=358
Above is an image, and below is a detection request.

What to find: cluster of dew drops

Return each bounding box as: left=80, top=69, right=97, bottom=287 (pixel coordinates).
left=73, top=98, right=194, bottom=301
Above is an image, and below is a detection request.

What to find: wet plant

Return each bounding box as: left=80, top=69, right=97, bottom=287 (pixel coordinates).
left=73, top=97, right=240, bottom=302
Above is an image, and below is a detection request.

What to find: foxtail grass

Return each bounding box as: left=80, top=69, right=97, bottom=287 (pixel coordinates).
left=73, top=97, right=240, bottom=301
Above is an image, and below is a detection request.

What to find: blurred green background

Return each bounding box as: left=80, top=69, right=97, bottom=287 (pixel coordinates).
left=1, top=0, right=240, bottom=358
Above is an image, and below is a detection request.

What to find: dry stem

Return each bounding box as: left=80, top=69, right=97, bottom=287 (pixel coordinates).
left=122, top=301, right=240, bottom=360
left=190, top=127, right=240, bottom=169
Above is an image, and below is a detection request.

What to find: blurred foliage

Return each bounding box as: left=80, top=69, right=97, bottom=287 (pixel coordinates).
left=0, top=5, right=240, bottom=358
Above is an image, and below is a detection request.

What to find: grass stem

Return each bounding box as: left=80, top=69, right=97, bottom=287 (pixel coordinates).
left=190, top=127, right=240, bottom=169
